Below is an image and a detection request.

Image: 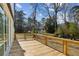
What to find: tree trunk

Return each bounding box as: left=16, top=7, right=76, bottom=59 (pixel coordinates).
left=54, top=11, right=58, bottom=32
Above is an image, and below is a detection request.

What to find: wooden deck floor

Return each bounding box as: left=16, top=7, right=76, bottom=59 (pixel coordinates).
left=9, top=38, right=65, bottom=56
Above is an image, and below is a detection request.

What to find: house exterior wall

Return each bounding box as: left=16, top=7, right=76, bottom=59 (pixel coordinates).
left=0, top=3, right=14, bottom=56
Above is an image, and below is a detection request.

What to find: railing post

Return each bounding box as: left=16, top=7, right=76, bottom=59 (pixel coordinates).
left=33, top=34, right=35, bottom=40
left=24, top=33, right=26, bottom=40
left=14, top=33, right=16, bottom=40
left=45, top=37, right=48, bottom=46
left=63, top=40, right=67, bottom=55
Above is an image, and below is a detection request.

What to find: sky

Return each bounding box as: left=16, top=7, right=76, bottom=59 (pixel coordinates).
left=15, top=3, right=79, bottom=24
left=15, top=3, right=55, bottom=21
left=15, top=3, right=45, bottom=21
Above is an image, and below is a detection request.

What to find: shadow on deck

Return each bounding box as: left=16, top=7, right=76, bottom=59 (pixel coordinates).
left=9, top=39, right=25, bottom=56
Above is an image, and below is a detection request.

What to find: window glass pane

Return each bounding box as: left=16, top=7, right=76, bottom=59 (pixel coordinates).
left=5, top=15, right=9, bottom=51
left=0, top=5, right=5, bottom=56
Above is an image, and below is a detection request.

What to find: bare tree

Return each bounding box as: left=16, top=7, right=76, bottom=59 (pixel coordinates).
left=42, top=4, right=52, bottom=20
left=70, top=6, right=79, bottom=25
left=62, top=3, right=69, bottom=24
left=30, top=4, right=38, bottom=33
left=51, top=3, right=62, bottom=32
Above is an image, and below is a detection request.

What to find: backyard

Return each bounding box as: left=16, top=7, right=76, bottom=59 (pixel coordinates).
left=0, top=3, right=79, bottom=56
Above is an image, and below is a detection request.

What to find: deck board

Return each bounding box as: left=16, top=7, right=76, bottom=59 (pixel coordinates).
left=9, top=38, right=65, bottom=56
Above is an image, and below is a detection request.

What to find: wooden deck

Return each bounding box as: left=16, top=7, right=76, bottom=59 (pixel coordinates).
left=9, top=38, right=65, bottom=56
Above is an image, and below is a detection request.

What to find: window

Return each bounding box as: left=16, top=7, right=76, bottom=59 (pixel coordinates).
left=0, top=5, right=5, bottom=56
left=0, top=4, right=10, bottom=56
left=0, top=4, right=14, bottom=56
